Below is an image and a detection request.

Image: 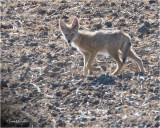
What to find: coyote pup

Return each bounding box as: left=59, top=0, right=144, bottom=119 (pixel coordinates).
left=59, top=17, right=145, bottom=76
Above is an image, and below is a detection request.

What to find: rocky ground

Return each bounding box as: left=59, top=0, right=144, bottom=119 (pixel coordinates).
left=1, top=0, right=159, bottom=127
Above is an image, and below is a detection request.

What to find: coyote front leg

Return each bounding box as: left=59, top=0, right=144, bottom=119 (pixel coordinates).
left=86, top=52, right=101, bottom=72
left=82, top=52, right=90, bottom=76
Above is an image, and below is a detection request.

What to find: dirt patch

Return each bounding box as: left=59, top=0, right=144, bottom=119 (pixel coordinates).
left=1, top=0, right=159, bottom=127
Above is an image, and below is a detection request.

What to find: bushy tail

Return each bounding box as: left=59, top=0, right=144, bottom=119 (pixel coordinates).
left=122, top=40, right=131, bottom=63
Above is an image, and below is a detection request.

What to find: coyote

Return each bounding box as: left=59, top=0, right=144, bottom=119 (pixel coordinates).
left=59, top=17, right=145, bottom=76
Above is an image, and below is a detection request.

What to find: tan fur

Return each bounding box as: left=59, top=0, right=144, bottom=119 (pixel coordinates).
left=59, top=17, right=145, bottom=76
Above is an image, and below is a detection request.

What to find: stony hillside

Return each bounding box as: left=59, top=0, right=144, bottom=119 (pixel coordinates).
left=1, top=0, right=159, bottom=127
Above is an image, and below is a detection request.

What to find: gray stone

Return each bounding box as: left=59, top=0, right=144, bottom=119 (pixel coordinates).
left=105, top=21, right=112, bottom=27
left=138, top=25, right=149, bottom=34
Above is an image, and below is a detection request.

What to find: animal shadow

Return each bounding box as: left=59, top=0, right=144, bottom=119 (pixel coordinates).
left=90, top=74, right=116, bottom=86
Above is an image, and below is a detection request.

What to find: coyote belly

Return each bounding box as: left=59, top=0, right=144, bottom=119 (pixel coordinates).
left=59, top=17, right=145, bottom=76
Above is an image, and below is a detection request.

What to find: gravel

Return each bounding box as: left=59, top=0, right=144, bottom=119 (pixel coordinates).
left=1, top=0, right=159, bottom=127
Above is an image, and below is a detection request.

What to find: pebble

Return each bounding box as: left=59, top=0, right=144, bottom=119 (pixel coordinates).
left=49, top=44, right=55, bottom=48
left=56, top=120, right=66, bottom=127
left=38, top=9, right=46, bottom=15
left=46, top=52, right=52, bottom=59
left=93, top=23, right=102, bottom=30
left=137, top=25, right=150, bottom=34
left=20, top=55, right=28, bottom=63
left=105, top=21, right=112, bottom=27
left=56, top=91, right=62, bottom=96
left=30, top=42, right=38, bottom=47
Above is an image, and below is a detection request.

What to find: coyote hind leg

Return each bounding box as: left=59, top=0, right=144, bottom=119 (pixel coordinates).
left=110, top=51, right=124, bottom=75
left=128, top=49, right=145, bottom=72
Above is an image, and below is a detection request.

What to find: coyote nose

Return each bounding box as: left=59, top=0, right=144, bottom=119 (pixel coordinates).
left=68, top=40, right=70, bottom=43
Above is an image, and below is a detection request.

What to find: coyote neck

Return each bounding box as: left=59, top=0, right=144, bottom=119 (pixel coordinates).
left=72, top=31, right=82, bottom=46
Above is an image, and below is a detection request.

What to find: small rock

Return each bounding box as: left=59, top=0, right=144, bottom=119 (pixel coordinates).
left=46, top=52, right=52, bottom=59
left=150, top=95, right=159, bottom=100
left=59, top=113, right=64, bottom=117
left=1, top=24, right=13, bottom=29
left=111, top=2, right=116, bottom=6
left=93, top=24, right=102, bottom=30
left=154, top=122, right=159, bottom=127
left=112, top=12, right=118, bottom=17
left=52, top=67, right=61, bottom=72
left=81, top=117, right=87, bottom=122
left=82, top=9, right=91, bottom=14
left=56, top=120, right=66, bottom=127
left=30, top=42, right=38, bottom=47
left=47, top=9, right=56, bottom=15
left=56, top=91, right=62, bottom=96
left=10, top=82, right=18, bottom=88
left=51, top=101, right=59, bottom=107
left=145, top=5, right=150, bottom=9
left=94, top=11, right=103, bottom=17
left=105, top=21, right=112, bottom=27
left=79, top=123, right=85, bottom=127
left=50, top=72, right=58, bottom=77
left=56, top=62, right=65, bottom=67
left=85, top=3, right=90, bottom=6
left=21, top=96, right=30, bottom=102
left=155, top=115, right=160, bottom=121
left=1, top=80, right=8, bottom=88
left=51, top=112, right=57, bottom=117
left=44, top=17, right=50, bottom=21
left=144, top=21, right=151, bottom=28
left=142, top=121, right=148, bottom=127
left=9, top=37, right=20, bottom=43
left=93, top=100, right=99, bottom=105
left=121, top=3, right=125, bottom=6
left=151, top=22, right=159, bottom=28
left=91, top=118, right=96, bottom=121
left=137, top=25, right=149, bottom=34
left=131, top=123, right=136, bottom=127
left=134, top=7, right=137, bottom=12
left=148, top=0, right=156, bottom=4
left=38, top=9, right=46, bottom=15
left=20, top=55, right=28, bottom=63
left=49, top=44, right=55, bottom=48
left=35, top=76, right=43, bottom=82
left=117, top=119, right=122, bottom=124
left=63, top=84, right=69, bottom=89
left=64, top=98, right=70, bottom=105
left=148, top=88, right=154, bottom=92
left=132, top=16, right=138, bottom=20
left=39, top=31, right=48, bottom=36
left=138, top=34, right=143, bottom=38
left=119, top=22, right=126, bottom=26
left=87, top=76, right=95, bottom=80
left=51, top=82, right=60, bottom=88
left=37, top=60, right=43, bottom=64
left=146, top=122, right=152, bottom=127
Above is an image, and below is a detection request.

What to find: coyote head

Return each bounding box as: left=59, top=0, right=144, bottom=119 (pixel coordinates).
left=59, top=17, right=79, bottom=46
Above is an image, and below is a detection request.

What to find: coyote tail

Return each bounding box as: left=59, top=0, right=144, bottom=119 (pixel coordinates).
left=122, top=39, right=131, bottom=63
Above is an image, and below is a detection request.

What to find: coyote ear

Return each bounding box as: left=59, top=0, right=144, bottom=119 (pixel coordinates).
left=59, top=19, right=67, bottom=30
left=72, top=17, right=79, bottom=29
